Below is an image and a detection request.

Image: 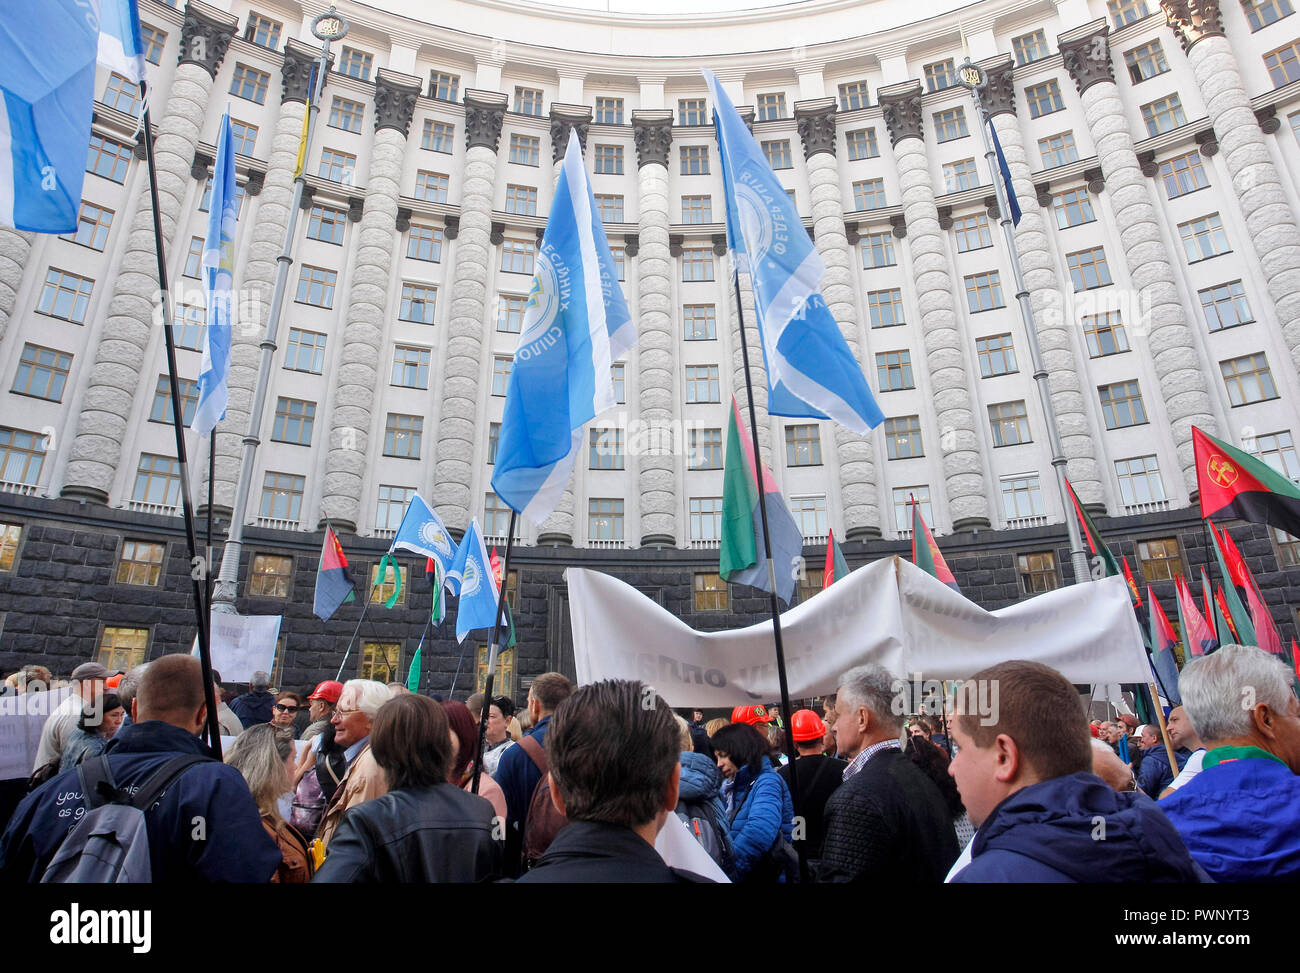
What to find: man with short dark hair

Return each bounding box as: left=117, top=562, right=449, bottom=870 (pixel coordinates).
left=515, top=680, right=711, bottom=883
left=230, top=671, right=275, bottom=728
left=947, top=660, right=1202, bottom=882
left=497, top=672, right=572, bottom=875
left=1136, top=722, right=1188, bottom=799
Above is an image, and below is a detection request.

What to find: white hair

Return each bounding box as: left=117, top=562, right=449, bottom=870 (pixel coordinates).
left=1178, top=644, right=1294, bottom=744
left=343, top=679, right=391, bottom=719
left=837, top=664, right=904, bottom=732
left=1090, top=737, right=1115, bottom=756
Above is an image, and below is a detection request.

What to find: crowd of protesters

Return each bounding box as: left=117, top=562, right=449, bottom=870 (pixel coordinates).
left=0, top=640, right=1297, bottom=883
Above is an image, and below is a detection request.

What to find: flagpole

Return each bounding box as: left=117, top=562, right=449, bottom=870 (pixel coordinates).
left=335, top=578, right=381, bottom=681
left=958, top=60, right=1089, bottom=585
left=206, top=429, right=215, bottom=678
left=472, top=510, right=517, bottom=797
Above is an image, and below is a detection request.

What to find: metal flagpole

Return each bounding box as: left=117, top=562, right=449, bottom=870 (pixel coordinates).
left=211, top=9, right=348, bottom=616
left=335, top=577, right=381, bottom=681
left=472, top=510, right=517, bottom=796
left=958, top=59, right=1089, bottom=586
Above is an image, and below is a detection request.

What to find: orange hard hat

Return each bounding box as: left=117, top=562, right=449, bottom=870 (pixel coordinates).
left=730, top=704, right=773, bottom=726
left=791, top=709, right=827, bottom=742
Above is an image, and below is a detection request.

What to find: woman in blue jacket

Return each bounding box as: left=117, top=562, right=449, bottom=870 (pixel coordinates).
left=711, top=722, right=794, bottom=882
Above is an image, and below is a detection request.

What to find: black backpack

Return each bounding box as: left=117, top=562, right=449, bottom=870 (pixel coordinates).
left=674, top=796, right=734, bottom=876
left=313, top=725, right=348, bottom=801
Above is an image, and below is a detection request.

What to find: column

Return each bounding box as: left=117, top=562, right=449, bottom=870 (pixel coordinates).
left=879, top=82, right=990, bottom=530
left=61, top=1, right=238, bottom=503
left=431, top=90, right=507, bottom=533
left=0, top=229, right=32, bottom=345
left=795, top=97, right=882, bottom=539
left=1060, top=21, right=1218, bottom=490
left=632, top=110, right=677, bottom=546
left=320, top=69, right=422, bottom=533
left=1161, top=0, right=1300, bottom=375
left=982, top=60, right=1105, bottom=512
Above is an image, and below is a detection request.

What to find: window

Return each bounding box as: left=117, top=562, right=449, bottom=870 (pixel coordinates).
left=111, top=540, right=165, bottom=587
left=845, top=128, right=879, bottom=160
left=839, top=81, right=870, bottom=110
left=87, top=134, right=132, bottom=182
left=339, top=47, right=373, bottom=81
left=785, top=425, right=822, bottom=466
left=98, top=628, right=149, bottom=673
left=867, top=288, right=904, bottom=327
left=924, top=59, right=956, bottom=92
left=37, top=268, right=94, bottom=323
left=183, top=236, right=203, bottom=278
left=679, top=99, right=707, bottom=126
left=509, top=134, right=540, bottom=167
left=1138, top=537, right=1181, bottom=581
left=1220, top=352, right=1278, bottom=405
left=491, top=357, right=514, bottom=396
left=594, top=144, right=624, bottom=175
left=294, top=265, right=337, bottom=307
left=790, top=496, right=829, bottom=538
left=475, top=644, right=514, bottom=697
left=688, top=498, right=724, bottom=542
left=487, top=425, right=500, bottom=465
left=419, top=119, right=454, bottom=155
left=414, top=171, right=449, bottom=203
left=407, top=224, right=444, bottom=263
left=172, top=303, right=204, bottom=350
left=762, top=139, right=793, bottom=170
left=1108, top=0, right=1150, bottom=27
left=594, top=97, right=624, bottom=124
left=612, top=362, right=628, bottom=404
left=1013, top=30, right=1049, bottom=65
left=1265, top=41, right=1300, bottom=86
left=683, top=303, right=717, bottom=341
left=329, top=97, right=363, bottom=133
left=1026, top=80, right=1065, bottom=118
left=514, top=87, right=544, bottom=116
left=884, top=416, right=923, bottom=459
left=13, top=344, right=72, bottom=401
left=148, top=374, right=198, bottom=426
left=1178, top=213, right=1230, bottom=262
left=497, top=295, right=527, bottom=333
left=1141, top=95, right=1186, bottom=136
left=376, top=485, right=415, bottom=530
left=851, top=179, right=887, bottom=211
left=1255, top=431, right=1300, bottom=481
left=228, top=120, right=257, bottom=156
left=610, top=248, right=626, bottom=282
left=861, top=233, right=897, bottom=270
left=1159, top=151, right=1208, bottom=199
left=893, top=486, right=932, bottom=533
left=964, top=271, right=1005, bottom=312
left=260, top=472, right=305, bottom=523
left=306, top=204, right=346, bottom=245
left=102, top=73, right=140, bottom=115
left=431, top=72, right=460, bottom=102
left=681, top=247, right=714, bottom=281
left=943, top=158, right=979, bottom=193
left=588, top=499, right=624, bottom=541
left=972, top=334, right=1017, bottom=379
left=1067, top=247, right=1112, bottom=290
left=1245, top=0, right=1294, bottom=31
left=230, top=64, right=269, bottom=104
left=1099, top=380, right=1148, bottom=428
left=1018, top=552, right=1059, bottom=593
left=271, top=397, right=315, bottom=445
left=589, top=427, right=624, bottom=470
left=1199, top=280, right=1253, bottom=331
left=505, top=184, right=538, bottom=216
left=876, top=350, right=915, bottom=391
left=384, top=414, right=423, bottom=459
left=0, top=521, right=20, bottom=571
left=933, top=107, right=968, bottom=142
left=685, top=365, right=721, bottom=403
left=285, top=328, right=326, bottom=373
left=1125, top=40, right=1169, bottom=84
left=756, top=92, right=787, bottom=121
left=368, top=563, right=407, bottom=606
left=500, top=239, right=535, bottom=274
left=680, top=145, right=710, bottom=175
left=244, top=12, right=281, bottom=48
left=361, top=642, right=401, bottom=681
left=1001, top=475, right=1045, bottom=520
left=318, top=148, right=357, bottom=184
left=0, top=428, right=46, bottom=486
left=484, top=492, right=512, bottom=537
left=1116, top=455, right=1166, bottom=506
left=141, top=24, right=166, bottom=64
left=689, top=427, right=723, bottom=470
left=1039, top=132, right=1079, bottom=168
left=1273, top=527, right=1300, bottom=566
left=681, top=195, right=713, bottom=224
left=132, top=453, right=180, bottom=507
left=694, top=573, right=728, bottom=611
left=398, top=283, right=437, bottom=325
left=954, top=213, right=992, bottom=252
left=989, top=401, right=1031, bottom=446
left=1083, top=312, right=1130, bottom=357
left=1054, top=188, right=1095, bottom=228
left=248, top=554, right=293, bottom=598
left=594, top=194, right=624, bottom=223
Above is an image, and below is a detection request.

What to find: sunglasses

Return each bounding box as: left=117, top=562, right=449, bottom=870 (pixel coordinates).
left=273, top=703, right=302, bottom=713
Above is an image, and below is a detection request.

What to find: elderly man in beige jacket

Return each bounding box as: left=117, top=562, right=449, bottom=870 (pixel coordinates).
left=317, top=679, right=390, bottom=849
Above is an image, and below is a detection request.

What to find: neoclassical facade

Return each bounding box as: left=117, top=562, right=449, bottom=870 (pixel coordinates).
left=0, top=0, right=1298, bottom=688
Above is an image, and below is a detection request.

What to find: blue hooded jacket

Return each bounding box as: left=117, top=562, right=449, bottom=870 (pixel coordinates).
left=951, top=772, right=1203, bottom=883
left=1136, top=745, right=1189, bottom=799
left=728, top=757, right=794, bottom=881
left=678, top=751, right=729, bottom=829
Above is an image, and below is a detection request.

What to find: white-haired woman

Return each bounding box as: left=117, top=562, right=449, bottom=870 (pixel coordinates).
left=226, top=724, right=312, bottom=882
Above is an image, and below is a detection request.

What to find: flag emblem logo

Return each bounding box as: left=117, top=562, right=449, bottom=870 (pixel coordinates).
left=1207, top=454, right=1238, bottom=488
left=419, top=521, right=452, bottom=556
left=734, top=181, right=774, bottom=262
left=522, top=253, right=562, bottom=334
left=461, top=556, right=482, bottom=597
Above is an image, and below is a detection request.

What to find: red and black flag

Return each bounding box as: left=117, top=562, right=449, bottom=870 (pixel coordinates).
left=313, top=527, right=356, bottom=621
left=1066, top=478, right=1120, bottom=578
left=1193, top=426, right=1300, bottom=538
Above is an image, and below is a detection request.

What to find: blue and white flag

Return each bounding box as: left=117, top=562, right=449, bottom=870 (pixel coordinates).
left=0, top=1, right=100, bottom=232
left=390, top=493, right=456, bottom=577
left=704, top=70, right=884, bottom=435
left=193, top=112, right=237, bottom=437
left=446, top=518, right=500, bottom=643
left=988, top=121, right=1022, bottom=226
left=99, top=0, right=146, bottom=87
left=490, top=135, right=635, bottom=525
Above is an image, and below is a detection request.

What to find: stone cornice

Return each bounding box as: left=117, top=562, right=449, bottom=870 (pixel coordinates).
left=632, top=110, right=674, bottom=168
left=464, top=89, right=509, bottom=153
left=374, top=69, right=423, bottom=136
left=982, top=57, right=1017, bottom=118
left=550, top=104, right=593, bottom=162
left=177, top=1, right=238, bottom=80
left=1159, top=0, right=1225, bottom=54
left=281, top=38, right=333, bottom=105
left=1058, top=20, right=1114, bottom=97
left=879, top=82, right=924, bottom=147
left=794, top=97, right=837, bottom=159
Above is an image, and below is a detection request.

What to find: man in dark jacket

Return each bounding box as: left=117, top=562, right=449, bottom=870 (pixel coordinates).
left=948, top=659, right=1203, bottom=882
left=230, top=670, right=275, bottom=728
left=515, top=679, right=711, bottom=883
left=0, top=654, right=281, bottom=883
left=497, top=671, right=571, bottom=875
left=818, top=665, right=958, bottom=883
left=1136, top=723, right=1189, bottom=798
left=778, top=709, right=845, bottom=871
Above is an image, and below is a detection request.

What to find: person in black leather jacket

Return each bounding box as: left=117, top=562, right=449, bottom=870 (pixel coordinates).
left=312, top=694, right=501, bottom=883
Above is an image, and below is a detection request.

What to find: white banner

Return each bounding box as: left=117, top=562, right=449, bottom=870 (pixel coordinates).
left=0, top=687, right=74, bottom=780
left=566, top=557, right=1152, bottom=707
left=193, top=614, right=282, bottom=683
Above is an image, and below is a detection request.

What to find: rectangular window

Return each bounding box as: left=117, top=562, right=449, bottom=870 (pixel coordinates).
left=1220, top=352, right=1278, bottom=405
left=1026, top=80, right=1065, bottom=118
left=1067, top=247, right=1112, bottom=290
left=497, top=294, right=527, bottom=333
left=689, top=427, right=723, bottom=470
left=680, top=145, right=710, bottom=175
left=942, top=158, right=979, bottom=193
left=141, top=24, right=166, bottom=64
left=884, top=415, right=924, bottom=459
left=1039, top=132, right=1080, bottom=168
left=681, top=195, right=713, bottom=224
left=876, top=350, right=915, bottom=391
left=13, top=344, right=72, bottom=401
left=867, top=288, right=905, bottom=327
left=230, top=64, right=270, bottom=104
left=1160, top=151, right=1208, bottom=198
left=694, top=572, right=728, bottom=611
left=851, top=178, right=887, bottom=211
left=681, top=247, right=714, bottom=281
left=594, top=144, right=624, bottom=175
left=689, top=498, right=724, bottom=542
left=172, top=303, right=204, bottom=351
left=198, top=177, right=245, bottom=217
left=1001, top=474, right=1045, bottom=520
left=1018, top=551, right=1059, bottom=593
left=285, top=328, right=326, bottom=373
left=790, top=496, right=829, bottom=539
left=1108, top=0, right=1151, bottom=27
left=893, top=486, right=932, bottom=533
left=505, top=184, right=538, bottom=216
left=484, top=493, right=512, bottom=537
left=989, top=401, right=1031, bottom=447
left=414, top=170, right=449, bottom=203
left=785, top=424, right=822, bottom=466
left=611, top=362, right=626, bottom=403
left=610, top=248, right=626, bottom=282
left=861, top=233, right=896, bottom=270
left=1138, top=537, right=1181, bottom=582
left=500, top=239, right=535, bottom=274
left=491, top=357, right=514, bottom=396
left=685, top=365, right=721, bottom=403
left=1245, top=0, right=1295, bottom=30
left=391, top=346, right=431, bottom=389
left=294, top=265, right=337, bottom=307
left=1198, top=280, right=1253, bottom=331
left=762, top=139, right=793, bottom=170
left=375, top=485, right=416, bottom=531
left=116, top=540, right=166, bottom=587
left=87, top=134, right=132, bottom=183
left=924, top=59, right=956, bottom=92
left=339, top=47, right=373, bottom=81
left=247, top=553, right=293, bottom=598
left=1265, top=41, right=1300, bottom=86
left=270, top=397, right=314, bottom=446
left=954, top=213, right=992, bottom=252
left=64, top=201, right=114, bottom=251
left=594, top=194, right=624, bottom=223
left=589, top=428, right=624, bottom=470
left=845, top=128, right=879, bottom=160
left=1099, top=380, right=1148, bottom=428
left=487, top=424, right=500, bottom=465
left=329, top=97, right=364, bottom=133
left=1255, top=430, right=1300, bottom=481
left=839, top=81, right=870, bottom=110
left=148, top=374, right=199, bottom=426
left=1115, top=454, right=1167, bottom=506
left=756, top=92, right=787, bottom=121
left=431, top=72, right=460, bottom=102
left=1125, top=40, right=1170, bottom=83
left=421, top=119, right=454, bottom=153
left=383, top=413, right=423, bottom=459
left=1141, top=95, right=1187, bottom=136
left=360, top=642, right=401, bottom=681
left=399, top=283, right=437, bottom=325
left=245, top=12, right=281, bottom=48
left=1054, top=188, right=1095, bottom=228
left=183, top=237, right=203, bottom=278
left=594, top=97, right=624, bottom=124
left=229, top=120, right=257, bottom=156
left=514, top=87, right=544, bottom=116
left=102, top=73, right=140, bottom=115
left=97, top=627, right=149, bottom=673
left=1013, top=29, right=1049, bottom=65
left=1274, top=527, right=1300, bottom=566
left=132, top=453, right=181, bottom=508
left=0, top=428, right=47, bottom=486
left=588, top=498, right=624, bottom=541
left=318, top=148, right=357, bottom=184
left=306, top=204, right=346, bottom=245
left=37, top=268, right=94, bottom=323
left=976, top=333, right=1018, bottom=377
left=683, top=303, right=717, bottom=340
left=964, top=271, right=1005, bottom=312
left=679, top=99, right=707, bottom=126
left=509, top=134, right=540, bottom=167
left=933, top=107, right=969, bottom=142
left=0, top=521, right=19, bottom=571
left=1178, top=213, right=1230, bottom=262
left=1083, top=311, right=1130, bottom=357
left=407, top=224, right=444, bottom=263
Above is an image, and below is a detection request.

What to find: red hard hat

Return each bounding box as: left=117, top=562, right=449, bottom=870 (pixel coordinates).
left=731, top=704, right=773, bottom=726
left=308, top=680, right=344, bottom=703
left=790, top=709, right=827, bottom=742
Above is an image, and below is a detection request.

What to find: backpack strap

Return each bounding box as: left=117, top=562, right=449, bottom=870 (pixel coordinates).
left=129, top=754, right=211, bottom=811
left=518, top=734, right=547, bottom=775
left=77, top=755, right=119, bottom=810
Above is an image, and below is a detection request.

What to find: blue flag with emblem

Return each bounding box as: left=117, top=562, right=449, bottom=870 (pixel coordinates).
left=193, top=111, right=237, bottom=437
left=490, top=134, right=636, bottom=525
left=704, top=69, right=884, bottom=435
left=390, top=493, right=456, bottom=578
left=445, top=518, right=500, bottom=644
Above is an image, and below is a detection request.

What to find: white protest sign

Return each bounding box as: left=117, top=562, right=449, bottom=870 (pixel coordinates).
left=0, top=687, right=74, bottom=780
left=194, top=614, right=282, bottom=683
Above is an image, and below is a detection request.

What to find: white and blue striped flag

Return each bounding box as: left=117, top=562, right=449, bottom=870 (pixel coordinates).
left=0, top=1, right=100, bottom=232
left=445, top=518, right=500, bottom=643
left=490, top=134, right=635, bottom=524
left=99, top=0, right=146, bottom=88
left=704, top=69, right=884, bottom=435
left=193, top=112, right=237, bottom=437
